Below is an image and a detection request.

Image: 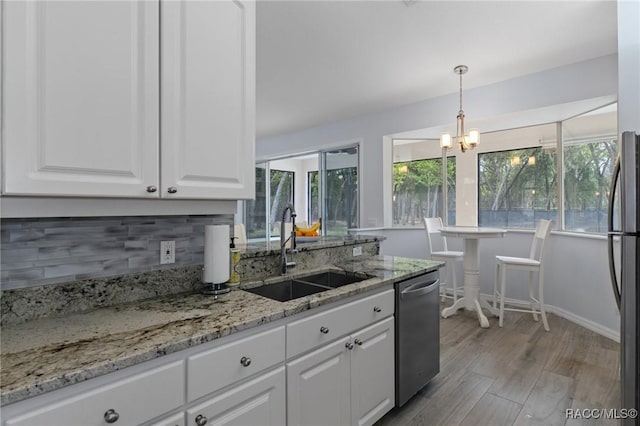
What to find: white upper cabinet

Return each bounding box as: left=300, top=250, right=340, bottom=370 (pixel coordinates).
left=2, top=1, right=160, bottom=197
left=2, top=0, right=255, bottom=200
left=161, top=0, right=255, bottom=199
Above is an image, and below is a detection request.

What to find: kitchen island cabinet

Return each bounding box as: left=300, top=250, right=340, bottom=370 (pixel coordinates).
left=2, top=0, right=255, bottom=200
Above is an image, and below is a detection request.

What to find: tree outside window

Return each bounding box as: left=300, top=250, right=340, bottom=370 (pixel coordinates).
left=478, top=147, right=557, bottom=228
left=393, top=158, right=456, bottom=226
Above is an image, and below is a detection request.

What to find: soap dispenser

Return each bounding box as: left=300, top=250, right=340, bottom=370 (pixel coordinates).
left=228, top=237, right=240, bottom=285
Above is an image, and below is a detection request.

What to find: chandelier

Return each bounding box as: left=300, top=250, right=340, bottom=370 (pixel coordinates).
left=440, top=65, right=479, bottom=152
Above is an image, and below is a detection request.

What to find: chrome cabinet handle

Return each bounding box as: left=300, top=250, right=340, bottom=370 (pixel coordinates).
left=354, top=338, right=363, bottom=346
left=104, top=409, right=119, bottom=424
left=345, top=341, right=354, bottom=350
left=195, top=414, right=208, bottom=426
left=320, top=326, right=329, bottom=334
left=167, top=186, right=178, bottom=193
left=240, top=356, right=251, bottom=367
left=146, top=185, right=157, bottom=193
left=373, top=306, right=382, bottom=313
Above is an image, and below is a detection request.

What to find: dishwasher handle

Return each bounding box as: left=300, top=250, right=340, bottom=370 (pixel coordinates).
left=400, top=279, right=439, bottom=299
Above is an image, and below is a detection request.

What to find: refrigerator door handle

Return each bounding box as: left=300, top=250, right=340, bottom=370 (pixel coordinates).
left=607, top=234, right=621, bottom=310
left=607, top=154, right=621, bottom=310
left=607, top=153, right=621, bottom=310
left=608, top=152, right=621, bottom=234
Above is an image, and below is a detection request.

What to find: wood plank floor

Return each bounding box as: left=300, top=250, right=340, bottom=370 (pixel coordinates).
left=376, top=305, right=620, bottom=426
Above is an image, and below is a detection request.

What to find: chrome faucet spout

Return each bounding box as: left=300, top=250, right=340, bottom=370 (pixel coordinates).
left=280, top=203, right=297, bottom=275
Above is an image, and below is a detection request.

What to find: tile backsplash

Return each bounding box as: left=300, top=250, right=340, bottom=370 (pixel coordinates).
left=1, top=215, right=233, bottom=290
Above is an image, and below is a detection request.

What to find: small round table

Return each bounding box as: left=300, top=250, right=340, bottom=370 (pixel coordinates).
left=439, top=226, right=507, bottom=328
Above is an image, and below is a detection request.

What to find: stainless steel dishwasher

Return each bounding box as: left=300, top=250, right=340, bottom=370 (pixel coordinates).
left=395, top=270, right=440, bottom=407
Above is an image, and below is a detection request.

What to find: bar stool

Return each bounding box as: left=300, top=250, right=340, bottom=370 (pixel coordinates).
left=493, top=219, right=552, bottom=331
left=424, top=217, right=463, bottom=302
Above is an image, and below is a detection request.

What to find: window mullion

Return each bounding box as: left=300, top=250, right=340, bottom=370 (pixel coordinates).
left=556, top=121, right=565, bottom=231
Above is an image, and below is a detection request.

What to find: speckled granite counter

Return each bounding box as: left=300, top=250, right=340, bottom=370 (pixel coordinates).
left=0, top=255, right=441, bottom=405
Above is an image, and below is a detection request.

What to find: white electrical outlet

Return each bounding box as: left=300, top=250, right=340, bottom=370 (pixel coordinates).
left=353, top=246, right=362, bottom=256
left=160, top=241, right=175, bottom=264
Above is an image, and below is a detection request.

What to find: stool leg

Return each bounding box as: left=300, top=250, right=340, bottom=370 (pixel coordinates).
left=451, top=260, right=458, bottom=303
left=539, top=270, right=550, bottom=331
left=499, top=264, right=506, bottom=328
left=529, top=271, right=538, bottom=322
left=493, top=262, right=499, bottom=310
left=440, top=262, right=448, bottom=302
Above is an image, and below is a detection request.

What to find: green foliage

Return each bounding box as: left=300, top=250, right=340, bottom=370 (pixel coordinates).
left=393, top=158, right=456, bottom=226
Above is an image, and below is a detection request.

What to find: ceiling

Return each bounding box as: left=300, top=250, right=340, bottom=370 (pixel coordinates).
left=256, top=0, right=618, bottom=140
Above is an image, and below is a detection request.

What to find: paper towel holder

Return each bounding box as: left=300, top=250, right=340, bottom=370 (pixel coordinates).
left=201, top=281, right=231, bottom=298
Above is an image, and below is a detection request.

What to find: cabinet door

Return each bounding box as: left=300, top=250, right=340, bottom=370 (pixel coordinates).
left=161, top=0, right=255, bottom=200
left=2, top=1, right=160, bottom=197
left=186, top=367, right=285, bottom=426
left=287, top=338, right=351, bottom=426
left=350, top=317, right=395, bottom=426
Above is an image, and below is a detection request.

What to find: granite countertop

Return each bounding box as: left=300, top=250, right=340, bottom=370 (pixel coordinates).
left=0, top=255, right=441, bottom=405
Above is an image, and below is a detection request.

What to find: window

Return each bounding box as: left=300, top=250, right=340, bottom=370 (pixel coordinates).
left=242, top=145, right=359, bottom=241
left=243, top=164, right=294, bottom=240
left=392, top=139, right=455, bottom=226
left=307, top=171, right=319, bottom=224
left=477, top=124, right=558, bottom=229
left=269, top=168, right=294, bottom=233
left=323, top=147, right=359, bottom=235
left=562, top=105, right=617, bottom=233
left=479, top=147, right=557, bottom=228
left=244, top=163, right=267, bottom=240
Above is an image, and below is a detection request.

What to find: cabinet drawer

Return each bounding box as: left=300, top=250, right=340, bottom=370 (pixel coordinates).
left=187, top=326, right=285, bottom=402
left=6, top=361, right=184, bottom=426
left=187, top=367, right=285, bottom=426
left=287, top=290, right=394, bottom=358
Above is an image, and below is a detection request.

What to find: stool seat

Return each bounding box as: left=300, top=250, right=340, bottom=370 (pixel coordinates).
left=496, top=256, right=540, bottom=267
left=432, top=250, right=464, bottom=259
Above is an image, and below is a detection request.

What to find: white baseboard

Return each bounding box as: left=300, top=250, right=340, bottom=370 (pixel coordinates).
left=480, top=292, right=620, bottom=342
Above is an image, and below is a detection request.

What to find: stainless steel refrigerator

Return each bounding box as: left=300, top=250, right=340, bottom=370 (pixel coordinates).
left=608, top=131, right=640, bottom=424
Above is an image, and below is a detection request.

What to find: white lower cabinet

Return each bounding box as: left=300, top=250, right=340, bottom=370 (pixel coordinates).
left=350, top=317, right=395, bottom=426
left=186, top=367, right=285, bottom=426
left=287, top=316, right=395, bottom=426
left=287, top=338, right=352, bottom=426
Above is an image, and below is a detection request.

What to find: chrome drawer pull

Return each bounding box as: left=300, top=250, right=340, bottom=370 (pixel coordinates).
left=320, top=326, right=330, bottom=334
left=373, top=306, right=382, bottom=313
left=354, top=338, right=363, bottom=346
left=167, top=186, right=178, bottom=193
left=345, top=341, right=354, bottom=350
left=195, top=414, right=208, bottom=426
left=146, top=185, right=157, bottom=193
left=104, top=409, right=119, bottom=424
left=240, top=356, right=252, bottom=367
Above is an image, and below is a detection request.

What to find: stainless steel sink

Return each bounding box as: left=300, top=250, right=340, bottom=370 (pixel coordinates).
left=244, top=279, right=328, bottom=302
left=244, top=271, right=369, bottom=302
left=296, top=271, right=365, bottom=288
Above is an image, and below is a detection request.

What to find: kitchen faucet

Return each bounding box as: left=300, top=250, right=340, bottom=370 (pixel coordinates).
left=280, top=203, right=297, bottom=275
